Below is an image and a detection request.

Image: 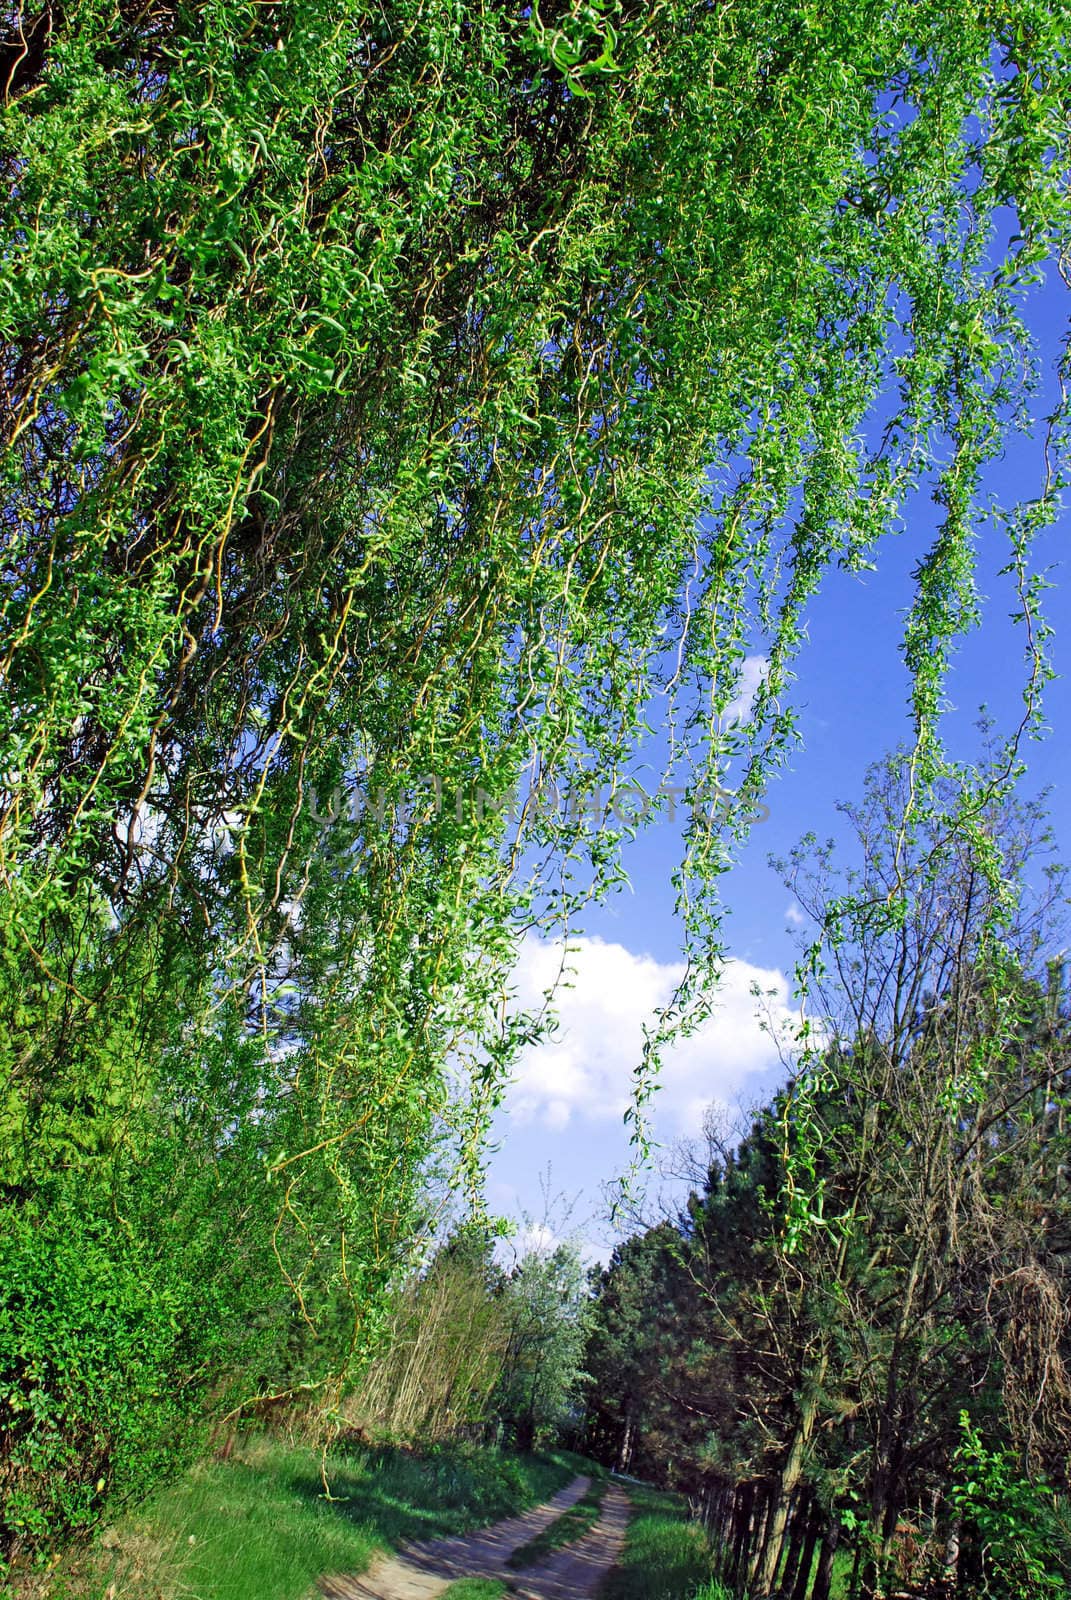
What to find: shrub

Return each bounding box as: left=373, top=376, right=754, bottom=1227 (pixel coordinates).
left=0, top=1200, right=202, bottom=1564
left=951, top=1414, right=1071, bottom=1597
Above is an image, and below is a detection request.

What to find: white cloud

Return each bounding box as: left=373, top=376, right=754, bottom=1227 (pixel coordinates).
left=784, top=902, right=806, bottom=928
left=516, top=1221, right=558, bottom=1255
left=724, top=654, right=769, bottom=725
left=505, top=934, right=797, bottom=1136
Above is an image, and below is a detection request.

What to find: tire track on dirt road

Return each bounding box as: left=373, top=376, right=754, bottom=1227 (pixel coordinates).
left=320, top=1475, right=630, bottom=1600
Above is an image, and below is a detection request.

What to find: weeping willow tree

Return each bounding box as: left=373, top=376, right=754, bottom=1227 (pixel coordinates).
left=0, top=0, right=1069, bottom=1554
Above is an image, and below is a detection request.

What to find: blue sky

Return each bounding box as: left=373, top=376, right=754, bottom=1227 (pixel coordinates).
left=486, top=264, right=1071, bottom=1262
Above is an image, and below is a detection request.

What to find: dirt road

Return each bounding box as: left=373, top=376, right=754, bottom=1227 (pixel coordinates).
left=320, top=1475, right=630, bottom=1600
left=506, top=1485, right=630, bottom=1600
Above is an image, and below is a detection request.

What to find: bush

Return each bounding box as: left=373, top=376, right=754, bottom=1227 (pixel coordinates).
left=951, top=1415, right=1071, bottom=1597
left=0, top=1143, right=292, bottom=1575
left=0, top=1201, right=203, bottom=1564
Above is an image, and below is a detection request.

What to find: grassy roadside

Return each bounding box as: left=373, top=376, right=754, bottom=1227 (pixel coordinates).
left=29, top=1438, right=578, bottom=1600
left=601, top=1483, right=729, bottom=1600
left=441, top=1584, right=508, bottom=1599
left=505, top=1473, right=607, bottom=1571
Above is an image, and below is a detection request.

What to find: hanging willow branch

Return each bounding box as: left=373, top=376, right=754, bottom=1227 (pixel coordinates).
left=0, top=0, right=1068, bottom=1380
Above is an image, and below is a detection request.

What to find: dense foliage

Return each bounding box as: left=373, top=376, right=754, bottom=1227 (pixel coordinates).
left=584, top=757, right=1071, bottom=1597
left=1, top=0, right=1069, bottom=1566
left=493, top=1241, right=591, bottom=1452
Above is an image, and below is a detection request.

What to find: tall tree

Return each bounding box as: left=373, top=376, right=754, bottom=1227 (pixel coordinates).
left=583, top=757, right=1071, bottom=1597
left=495, top=1242, right=591, bottom=1452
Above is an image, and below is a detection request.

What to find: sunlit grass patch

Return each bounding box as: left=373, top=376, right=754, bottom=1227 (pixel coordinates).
left=601, top=1483, right=728, bottom=1600
left=36, top=1438, right=573, bottom=1600
left=440, top=1583, right=508, bottom=1599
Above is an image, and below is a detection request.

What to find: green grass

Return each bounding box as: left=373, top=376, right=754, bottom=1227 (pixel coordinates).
left=39, top=1437, right=575, bottom=1600
left=829, top=1546, right=855, bottom=1598
left=601, top=1484, right=730, bottom=1600
left=505, top=1475, right=607, bottom=1570
left=440, top=1583, right=508, bottom=1599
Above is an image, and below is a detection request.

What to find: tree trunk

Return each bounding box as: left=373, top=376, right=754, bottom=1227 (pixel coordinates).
left=729, top=1483, right=755, bottom=1589
left=792, top=1509, right=822, bottom=1600
left=755, top=1384, right=822, bottom=1595
left=616, top=1401, right=634, bottom=1473
left=748, top=1485, right=774, bottom=1591
left=848, top=1529, right=865, bottom=1600
left=778, top=1492, right=810, bottom=1599
left=943, top=1515, right=961, bottom=1594
left=711, top=1484, right=734, bottom=1578
left=811, top=1521, right=840, bottom=1600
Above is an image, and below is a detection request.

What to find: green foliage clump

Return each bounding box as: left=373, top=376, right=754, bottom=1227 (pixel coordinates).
left=342, top=1228, right=593, bottom=1456
left=494, top=1244, right=592, bottom=1452
left=0, top=1203, right=192, bottom=1555
left=951, top=1415, right=1071, bottom=1598
left=0, top=1172, right=283, bottom=1566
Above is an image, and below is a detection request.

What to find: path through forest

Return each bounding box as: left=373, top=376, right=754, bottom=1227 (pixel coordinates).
left=320, top=1475, right=630, bottom=1600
